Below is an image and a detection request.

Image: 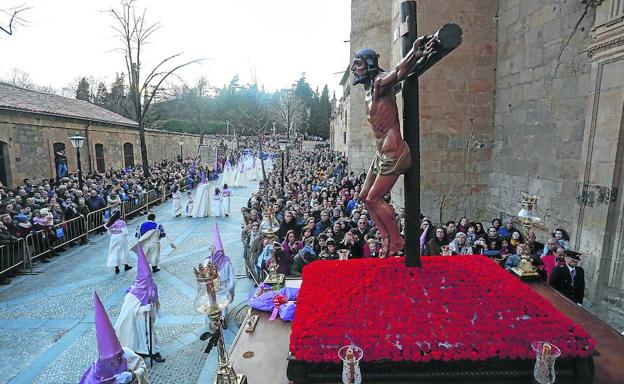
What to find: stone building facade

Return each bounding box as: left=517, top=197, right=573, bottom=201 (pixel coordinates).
left=332, top=0, right=624, bottom=329
left=0, top=83, right=220, bottom=187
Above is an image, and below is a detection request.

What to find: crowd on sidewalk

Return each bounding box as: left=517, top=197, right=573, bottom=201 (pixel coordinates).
left=240, top=149, right=586, bottom=305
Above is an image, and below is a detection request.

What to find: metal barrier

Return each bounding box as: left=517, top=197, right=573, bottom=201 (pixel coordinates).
left=0, top=238, right=26, bottom=275
left=50, top=216, right=87, bottom=249
left=25, top=228, right=55, bottom=262
left=145, top=189, right=162, bottom=210
left=86, top=203, right=121, bottom=235
left=121, top=193, right=146, bottom=219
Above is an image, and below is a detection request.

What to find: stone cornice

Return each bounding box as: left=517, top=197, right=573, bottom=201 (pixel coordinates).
left=595, top=14, right=624, bottom=29
left=587, top=35, right=624, bottom=57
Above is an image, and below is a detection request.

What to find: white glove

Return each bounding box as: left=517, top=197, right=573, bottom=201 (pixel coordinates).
left=140, top=304, right=152, bottom=313
left=114, top=371, right=133, bottom=384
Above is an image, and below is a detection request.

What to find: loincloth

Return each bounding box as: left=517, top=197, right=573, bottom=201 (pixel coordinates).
left=369, top=143, right=412, bottom=176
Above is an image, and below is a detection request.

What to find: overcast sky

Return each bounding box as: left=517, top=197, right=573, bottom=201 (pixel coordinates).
left=0, top=0, right=351, bottom=96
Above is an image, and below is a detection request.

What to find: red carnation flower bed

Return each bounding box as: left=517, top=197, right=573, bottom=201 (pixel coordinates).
left=290, top=255, right=595, bottom=363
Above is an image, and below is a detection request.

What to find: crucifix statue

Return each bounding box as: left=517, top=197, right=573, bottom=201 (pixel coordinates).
left=351, top=1, right=462, bottom=265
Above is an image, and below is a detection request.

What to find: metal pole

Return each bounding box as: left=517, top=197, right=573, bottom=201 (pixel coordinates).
left=180, top=145, right=183, bottom=163
left=281, top=150, right=285, bottom=189
left=76, top=147, right=84, bottom=191
left=401, top=1, right=420, bottom=267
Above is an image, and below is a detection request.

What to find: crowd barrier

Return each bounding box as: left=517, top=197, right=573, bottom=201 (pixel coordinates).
left=0, top=238, right=27, bottom=275
left=86, top=203, right=121, bottom=235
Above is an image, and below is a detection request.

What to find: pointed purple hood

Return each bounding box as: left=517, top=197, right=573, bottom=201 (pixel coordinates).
left=206, top=220, right=230, bottom=271
left=225, top=158, right=232, bottom=169
left=127, top=244, right=159, bottom=306
left=200, top=171, right=207, bottom=184
left=80, top=292, right=127, bottom=384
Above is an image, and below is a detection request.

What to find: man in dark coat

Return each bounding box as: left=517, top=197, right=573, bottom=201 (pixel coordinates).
left=548, top=250, right=585, bottom=305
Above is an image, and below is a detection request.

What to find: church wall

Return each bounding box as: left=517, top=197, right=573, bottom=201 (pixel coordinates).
left=347, top=0, right=393, bottom=174
left=570, top=0, right=624, bottom=329
left=488, top=0, right=596, bottom=234
left=489, top=0, right=624, bottom=329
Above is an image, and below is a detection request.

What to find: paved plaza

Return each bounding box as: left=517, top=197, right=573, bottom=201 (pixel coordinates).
left=0, top=183, right=256, bottom=384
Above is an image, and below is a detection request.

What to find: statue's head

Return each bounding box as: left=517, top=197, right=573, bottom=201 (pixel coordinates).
left=351, top=48, right=382, bottom=87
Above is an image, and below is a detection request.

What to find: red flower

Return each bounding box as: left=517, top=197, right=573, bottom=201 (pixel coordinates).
left=290, top=256, right=595, bottom=363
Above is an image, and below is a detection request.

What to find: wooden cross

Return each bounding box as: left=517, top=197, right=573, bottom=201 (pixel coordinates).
left=398, top=1, right=463, bottom=267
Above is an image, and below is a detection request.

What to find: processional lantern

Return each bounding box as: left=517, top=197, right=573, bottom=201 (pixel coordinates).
left=193, top=263, right=247, bottom=384
left=511, top=192, right=542, bottom=279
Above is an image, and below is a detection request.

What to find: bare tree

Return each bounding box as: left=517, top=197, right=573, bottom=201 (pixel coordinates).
left=272, top=88, right=306, bottom=141
left=108, top=0, right=202, bottom=177
left=232, top=90, right=271, bottom=182
left=0, top=4, right=29, bottom=36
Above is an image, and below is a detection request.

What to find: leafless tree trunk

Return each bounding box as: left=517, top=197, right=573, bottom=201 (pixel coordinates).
left=108, top=0, right=202, bottom=178
left=273, top=89, right=305, bottom=141
left=236, top=96, right=270, bottom=183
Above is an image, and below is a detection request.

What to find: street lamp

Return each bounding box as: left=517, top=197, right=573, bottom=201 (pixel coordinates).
left=278, top=139, right=287, bottom=189
left=178, top=139, right=184, bottom=163
left=69, top=134, right=85, bottom=191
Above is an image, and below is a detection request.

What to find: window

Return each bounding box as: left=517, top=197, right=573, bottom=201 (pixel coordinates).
left=123, top=143, right=134, bottom=168
left=95, top=144, right=105, bottom=173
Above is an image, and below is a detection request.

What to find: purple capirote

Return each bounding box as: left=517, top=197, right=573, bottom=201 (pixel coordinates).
left=127, top=244, right=158, bottom=306
left=207, top=220, right=231, bottom=271
left=79, top=292, right=127, bottom=384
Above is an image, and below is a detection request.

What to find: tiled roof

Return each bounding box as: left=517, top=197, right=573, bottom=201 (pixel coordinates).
left=0, top=82, right=138, bottom=127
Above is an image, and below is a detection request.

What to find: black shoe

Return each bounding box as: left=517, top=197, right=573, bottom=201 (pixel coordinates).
left=152, top=353, right=166, bottom=363
left=124, top=265, right=133, bottom=271
left=152, top=266, right=161, bottom=273
left=0, top=279, right=10, bottom=285
left=115, top=266, right=120, bottom=274
left=221, top=319, right=228, bottom=329
left=41, top=259, right=50, bottom=263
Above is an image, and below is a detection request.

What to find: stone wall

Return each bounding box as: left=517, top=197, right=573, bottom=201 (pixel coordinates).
left=346, top=0, right=393, bottom=173
left=0, top=111, right=219, bottom=187
left=487, top=0, right=596, bottom=232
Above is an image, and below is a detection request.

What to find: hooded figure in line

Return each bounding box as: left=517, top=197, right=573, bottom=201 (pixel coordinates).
left=114, top=245, right=165, bottom=363
left=80, top=291, right=149, bottom=384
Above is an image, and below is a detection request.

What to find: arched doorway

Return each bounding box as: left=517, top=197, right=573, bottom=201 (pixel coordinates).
left=53, top=142, right=68, bottom=178
left=0, top=141, right=11, bottom=187
left=95, top=144, right=105, bottom=173
left=123, top=143, right=134, bottom=168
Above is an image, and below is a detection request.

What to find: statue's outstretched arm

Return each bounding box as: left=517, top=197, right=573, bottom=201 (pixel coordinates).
left=376, top=36, right=434, bottom=92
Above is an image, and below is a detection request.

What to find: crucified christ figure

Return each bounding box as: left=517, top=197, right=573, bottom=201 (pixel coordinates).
left=351, top=37, right=435, bottom=258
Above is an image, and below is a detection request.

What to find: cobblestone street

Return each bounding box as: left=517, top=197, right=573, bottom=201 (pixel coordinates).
left=0, top=183, right=255, bottom=384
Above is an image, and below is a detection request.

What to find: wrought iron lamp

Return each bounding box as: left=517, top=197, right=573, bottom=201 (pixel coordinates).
left=69, top=134, right=85, bottom=191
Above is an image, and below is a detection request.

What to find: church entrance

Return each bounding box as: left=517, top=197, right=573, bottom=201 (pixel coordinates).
left=0, top=141, right=11, bottom=187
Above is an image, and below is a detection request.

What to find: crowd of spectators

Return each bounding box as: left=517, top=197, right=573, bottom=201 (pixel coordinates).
left=0, top=159, right=199, bottom=285
left=240, top=149, right=580, bottom=297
